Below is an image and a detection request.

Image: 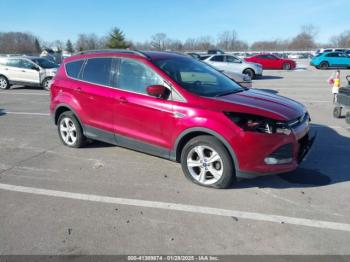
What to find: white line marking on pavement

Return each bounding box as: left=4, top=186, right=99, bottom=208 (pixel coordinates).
left=299, top=100, right=329, bottom=103
left=0, top=183, right=350, bottom=232
left=4, top=111, right=49, bottom=116
left=0, top=92, right=49, bottom=96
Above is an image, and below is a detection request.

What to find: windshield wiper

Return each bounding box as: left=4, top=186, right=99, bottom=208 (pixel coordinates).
left=215, top=89, right=244, bottom=97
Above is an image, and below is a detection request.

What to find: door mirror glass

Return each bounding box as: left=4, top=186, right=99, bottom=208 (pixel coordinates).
left=146, top=85, right=168, bottom=99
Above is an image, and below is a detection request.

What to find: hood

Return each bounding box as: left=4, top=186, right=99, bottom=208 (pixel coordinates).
left=214, top=89, right=305, bottom=120
left=43, top=68, right=58, bottom=76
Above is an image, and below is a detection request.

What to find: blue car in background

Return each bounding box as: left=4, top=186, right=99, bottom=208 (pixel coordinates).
left=311, top=51, right=350, bottom=69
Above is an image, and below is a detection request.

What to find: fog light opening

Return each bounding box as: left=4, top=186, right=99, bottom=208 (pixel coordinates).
left=264, top=157, right=293, bottom=165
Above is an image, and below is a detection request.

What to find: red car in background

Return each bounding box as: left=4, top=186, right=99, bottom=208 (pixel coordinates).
left=245, top=54, right=296, bottom=70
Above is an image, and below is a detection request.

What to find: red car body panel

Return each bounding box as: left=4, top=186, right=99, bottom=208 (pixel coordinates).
left=50, top=51, right=311, bottom=177
left=245, top=54, right=296, bottom=70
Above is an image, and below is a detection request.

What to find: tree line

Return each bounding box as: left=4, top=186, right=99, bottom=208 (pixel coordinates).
left=1, top=25, right=350, bottom=55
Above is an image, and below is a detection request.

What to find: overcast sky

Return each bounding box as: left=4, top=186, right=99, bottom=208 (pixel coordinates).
left=1, top=0, right=349, bottom=44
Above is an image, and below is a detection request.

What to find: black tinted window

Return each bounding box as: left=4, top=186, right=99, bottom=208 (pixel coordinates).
left=210, top=55, right=224, bottom=62
left=66, top=60, right=84, bottom=78
left=82, top=58, right=113, bottom=86
left=326, top=53, right=339, bottom=57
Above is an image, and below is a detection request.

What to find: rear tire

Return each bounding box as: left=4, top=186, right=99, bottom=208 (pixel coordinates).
left=0, top=76, right=10, bottom=89
left=243, top=68, right=255, bottom=79
left=320, top=62, right=329, bottom=70
left=333, top=107, right=342, bottom=118
left=180, top=135, right=235, bottom=189
left=57, top=111, right=86, bottom=148
left=283, top=63, right=291, bottom=70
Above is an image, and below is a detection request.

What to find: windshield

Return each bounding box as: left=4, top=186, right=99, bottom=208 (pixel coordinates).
left=153, top=58, right=244, bottom=97
left=31, top=58, right=59, bottom=69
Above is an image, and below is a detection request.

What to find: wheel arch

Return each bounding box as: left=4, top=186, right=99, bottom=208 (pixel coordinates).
left=243, top=67, right=255, bottom=74
left=0, top=74, right=10, bottom=82
left=54, top=103, right=83, bottom=127
left=41, top=76, right=53, bottom=86
left=173, top=127, right=239, bottom=170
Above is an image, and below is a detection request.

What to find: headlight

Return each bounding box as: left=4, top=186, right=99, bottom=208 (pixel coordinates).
left=225, top=112, right=291, bottom=135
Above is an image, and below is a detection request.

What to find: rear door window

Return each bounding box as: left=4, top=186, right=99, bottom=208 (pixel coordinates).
left=81, top=58, right=113, bottom=86
left=65, top=60, right=85, bottom=79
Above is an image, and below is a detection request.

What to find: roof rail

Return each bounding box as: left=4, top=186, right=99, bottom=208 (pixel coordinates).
left=74, top=49, right=152, bottom=60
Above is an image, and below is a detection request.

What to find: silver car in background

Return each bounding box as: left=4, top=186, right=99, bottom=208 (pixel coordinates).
left=0, top=56, right=59, bottom=90
left=201, top=54, right=263, bottom=79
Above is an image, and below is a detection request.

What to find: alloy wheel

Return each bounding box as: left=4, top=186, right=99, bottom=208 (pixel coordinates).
left=186, top=145, right=224, bottom=185
left=0, top=77, right=8, bottom=89
left=59, top=117, right=77, bottom=146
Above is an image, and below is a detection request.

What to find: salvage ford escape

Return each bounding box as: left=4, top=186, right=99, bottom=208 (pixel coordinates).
left=50, top=50, right=315, bottom=188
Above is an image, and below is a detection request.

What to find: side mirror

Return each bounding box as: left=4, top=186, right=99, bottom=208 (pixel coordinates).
left=146, top=85, right=168, bottom=99
left=32, top=66, right=40, bottom=71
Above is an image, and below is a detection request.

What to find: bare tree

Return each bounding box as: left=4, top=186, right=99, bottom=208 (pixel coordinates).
left=196, top=36, right=214, bottom=51
left=75, top=34, right=105, bottom=51
left=183, top=38, right=197, bottom=51
left=0, top=32, right=39, bottom=54
left=288, top=24, right=317, bottom=51
left=150, top=33, right=168, bottom=51
left=330, top=31, right=350, bottom=48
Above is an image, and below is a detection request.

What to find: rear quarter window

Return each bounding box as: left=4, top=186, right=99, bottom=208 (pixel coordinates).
left=0, top=57, right=8, bottom=65
left=65, top=60, right=85, bottom=79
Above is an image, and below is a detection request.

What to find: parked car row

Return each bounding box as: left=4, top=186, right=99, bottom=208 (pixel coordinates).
left=0, top=56, right=59, bottom=90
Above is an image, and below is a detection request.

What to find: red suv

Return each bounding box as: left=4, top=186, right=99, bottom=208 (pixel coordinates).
left=50, top=50, right=314, bottom=188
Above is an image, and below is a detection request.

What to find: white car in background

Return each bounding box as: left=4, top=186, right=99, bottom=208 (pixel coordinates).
left=201, top=54, right=263, bottom=79
left=0, top=56, right=59, bottom=90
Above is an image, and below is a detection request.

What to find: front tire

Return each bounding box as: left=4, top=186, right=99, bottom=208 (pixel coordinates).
left=320, top=62, right=329, bottom=70
left=57, top=111, right=86, bottom=148
left=42, top=77, right=52, bottom=91
left=180, top=135, right=235, bottom=189
left=243, top=68, right=255, bottom=79
left=0, top=76, right=10, bottom=89
left=283, top=63, right=291, bottom=70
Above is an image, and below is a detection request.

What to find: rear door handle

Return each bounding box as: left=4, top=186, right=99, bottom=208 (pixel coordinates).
left=119, top=97, right=128, bottom=104
left=76, top=87, right=82, bottom=92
